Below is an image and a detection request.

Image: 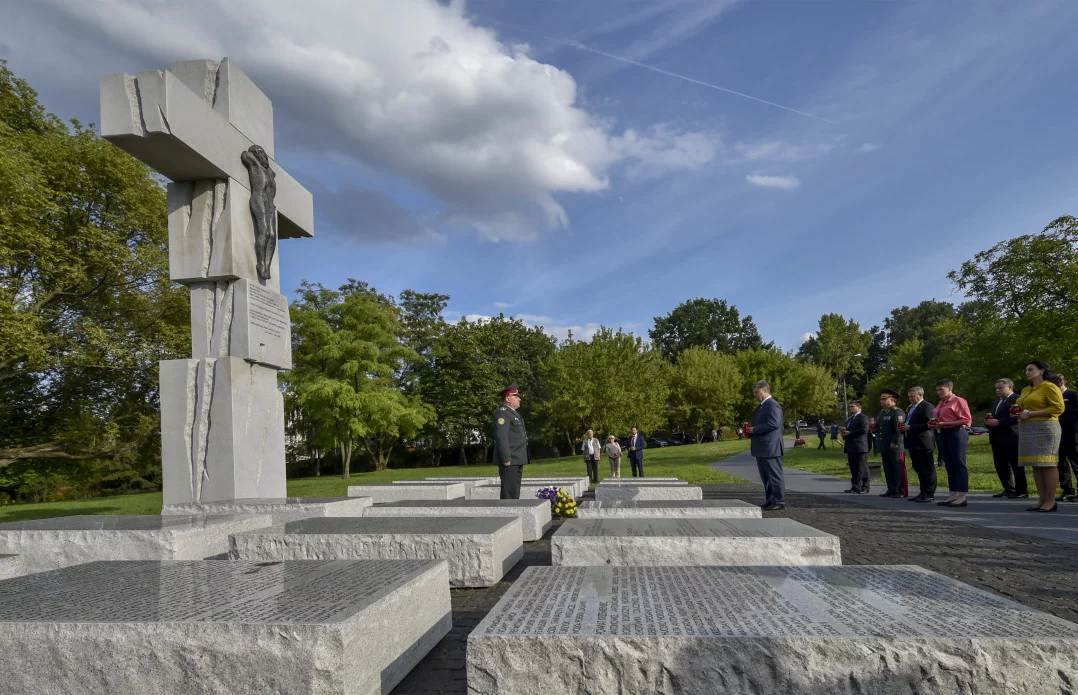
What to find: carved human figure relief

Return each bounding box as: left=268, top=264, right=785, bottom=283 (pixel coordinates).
left=241, top=144, right=278, bottom=281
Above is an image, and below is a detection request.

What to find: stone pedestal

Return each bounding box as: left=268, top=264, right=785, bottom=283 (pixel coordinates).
left=576, top=500, right=762, bottom=519
left=468, top=565, right=1078, bottom=694
left=162, top=497, right=372, bottom=524
left=346, top=483, right=465, bottom=502
left=0, top=515, right=271, bottom=574
left=361, top=500, right=551, bottom=541
left=594, top=484, right=703, bottom=501
left=551, top=518, right=841, bottom=566
left=231, top=517, right=523, bottom=588
left=0, top=559, right=450, bottom=694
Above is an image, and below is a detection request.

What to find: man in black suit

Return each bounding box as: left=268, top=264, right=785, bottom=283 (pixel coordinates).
left=984, top=378, right=1024, bottom=498
left=1051, top=375, right=1078, bottom=501
left=900, top=385, right=937, bottom=502
left=841, top=400, right=870, bottom=494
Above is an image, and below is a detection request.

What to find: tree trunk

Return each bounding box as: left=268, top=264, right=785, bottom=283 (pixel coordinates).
left=341, top=439, right=353, bottom=479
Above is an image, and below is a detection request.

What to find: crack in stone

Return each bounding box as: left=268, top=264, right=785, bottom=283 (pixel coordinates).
left=131, top=75, right=148, bottom=137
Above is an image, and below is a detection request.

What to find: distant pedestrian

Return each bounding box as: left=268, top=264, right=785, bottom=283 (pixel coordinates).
left=581, top=429, right=601, bottom=483
left=627, top=427, right=646, bottom=477
left=711, top=428, right=719, bottom=443
left=716, top=428, right=724, bottom=441
left=932, top=379, right=973, bottom=508
left=746, top=380, right=786, bottom=511
left=816, top=420, right=827, bottom=449
left=605, top=436, right=622, bottom=478
left=830, top=423, right=839, bottom=447
left=492, top=384, right=528, bottom=499
left=1016, top=361, right=1065, bottom=512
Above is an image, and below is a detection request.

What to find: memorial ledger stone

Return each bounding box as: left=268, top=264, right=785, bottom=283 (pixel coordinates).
left=162, top=496, right=372, bottom=524
left=594, top=484, right=703, bottom=501
left=576, top=500, right=762, bottom=519
left=0, top=559, right=451, bottom=694
left=468, top=565, right=1078, bottom=694
left=231, top=516, right=523, bottom=588
left=552, top=518, right=840, bottom=566
left=362, top=499, right=552, bottom=541
left=347, top=483, right=465, bottom=502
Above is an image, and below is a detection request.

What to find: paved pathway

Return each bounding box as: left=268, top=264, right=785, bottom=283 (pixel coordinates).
left=715, top=442, right=1078, bottom=545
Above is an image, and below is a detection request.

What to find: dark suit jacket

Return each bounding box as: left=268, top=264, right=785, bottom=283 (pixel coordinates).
left=988, top=393, right=1019, bottom=444
left=904, top=400, right=936, bottom=451
left=1061, top=389, right=1078, bottom=443
left=843, top=412, right=869, bottom=454
left=750, top=397, right=784, bottom=458
left=627, top=433, right=645, bottom=460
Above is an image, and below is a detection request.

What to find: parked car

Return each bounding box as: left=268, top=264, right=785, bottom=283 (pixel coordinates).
left=968, top=426, right=989, bottom=436
left=645, top=437, right=668, bottom=448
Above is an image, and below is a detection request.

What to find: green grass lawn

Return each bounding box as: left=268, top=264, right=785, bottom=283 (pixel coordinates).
left=782, top=434, right=1007, bottom=493
left=0, top=439, right=750, bottom=523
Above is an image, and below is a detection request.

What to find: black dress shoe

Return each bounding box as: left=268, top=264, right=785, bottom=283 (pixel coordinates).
left=916, top=497, right=935, bottom=503
left=842, top=488, right=858, bottom=494
left=1037, top=504, right=1058, bottom=512
left=908, top=495, right=924, bottom=502
left=992, top=492, right=1009, bottom=498
left=945, top=500, right=968, bottom=507
left=878, top=492, right=893, bottom=497
left=1025, top=506, right=1041, bottom=511
left=762, top=503, right=787, bottom=511
left=937, top=500, right=957, bottom=505
left=858, top=489, right=870, bottom=494
left=1013, top=493, right=1030, bottom=498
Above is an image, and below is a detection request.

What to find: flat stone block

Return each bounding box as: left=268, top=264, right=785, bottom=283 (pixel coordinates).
left=162, top=497, right=372, bottom=524
left=523, top=477, right=589, bottom=496
left=468, top=482, right=583, bottom=501
left=0, top=559, right=451, bottom=694
left=551, top=518, right=840, bottom=566
left=231, top=517, right=523, bottom=588
left=362, top=500, right=551, bottom=541
left=347, top=483, right=465, bottom=502
left=160, top=357, right=286, bottom=505
left=598, top=477, right=681, bottom=483
left=468, top=565, right=1078, bottom=694
left=0, top=515, right=271, bottom=574
left=425, top=476, right=500, bottom=484
left=0, top=555, right=22, bottom=580
left=576, top=500, right=762, bottom=520
left=594, top=484, right=703, bottom=501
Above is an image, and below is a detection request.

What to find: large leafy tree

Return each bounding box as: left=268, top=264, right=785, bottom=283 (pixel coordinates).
left=649, top=298, right=765, bottom=362
left=0, top=60, right=188, bottom=479
left=667, top=346, right=742, bottom=439
left=798, top=313, right=871, bottom=406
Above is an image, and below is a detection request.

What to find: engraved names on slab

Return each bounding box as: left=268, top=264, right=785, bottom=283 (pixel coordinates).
left=283, top=516, right=515, bottom=535
left=555, top=518, right=835, bottom=539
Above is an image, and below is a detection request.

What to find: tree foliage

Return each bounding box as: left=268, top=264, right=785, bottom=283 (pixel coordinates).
left=668, top=347, right=741, bottom=439
left=649, top=298, right=765, bottom=362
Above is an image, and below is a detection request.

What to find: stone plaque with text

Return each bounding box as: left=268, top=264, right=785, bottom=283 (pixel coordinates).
left=230, top=279, right=292, bottom=369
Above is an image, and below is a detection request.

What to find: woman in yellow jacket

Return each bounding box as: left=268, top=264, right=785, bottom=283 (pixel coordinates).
left=1016, top=360, right=1066, bottom=512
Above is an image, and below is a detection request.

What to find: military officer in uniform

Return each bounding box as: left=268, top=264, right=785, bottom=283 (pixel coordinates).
left=493, top=384, right=528, bottom=499
left=877, top=388, right=909, bottom=498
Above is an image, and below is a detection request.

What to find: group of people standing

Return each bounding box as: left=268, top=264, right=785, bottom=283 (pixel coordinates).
left=837, top=361, right=1068, bottom=512
left=580, top=428, right=646, bottom=482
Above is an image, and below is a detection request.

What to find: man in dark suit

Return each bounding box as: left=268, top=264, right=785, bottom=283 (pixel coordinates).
left=900, top=385, right=937, bottom=502
left=627, top=426, right=646, bottom=478
left=746, top=380, right=786, bottom=511
left=984, top=378, right=1023, bottom=498
left=1051, top=375, right=1078, bottom=501
left=841, top=400, right=870, bottom=494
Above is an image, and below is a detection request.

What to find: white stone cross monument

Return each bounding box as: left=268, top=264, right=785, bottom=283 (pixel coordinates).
left=99, top=59, right=314, bottom=505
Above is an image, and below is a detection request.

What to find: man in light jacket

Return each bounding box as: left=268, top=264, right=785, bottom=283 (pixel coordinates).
left=581, top=429, right=601, bottom=483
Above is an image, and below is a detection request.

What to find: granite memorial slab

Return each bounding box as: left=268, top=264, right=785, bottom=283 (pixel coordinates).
left=594, top=483, right=703, bottom=501
left=0, top=555, right=22, bottom=580
left=598, top=477, right=682, bottom=483
left=361, top=500, right=551, bottom=541
left=576, top=500, right=763, bottom=520
left=162, top=497, right=372, bottom=524
left=0, top=514, right=272, bottom=575
left=468, top=565, right=1078, bottom=694
left=468, top=482, right=584, bottom=501
left=425, top=476, right=500, bottom=484
left=523, top=477, right=589, bottom=495
left=0, top=559, right=450, bottom=694
left=552, top=518, right=840, bottom=566
left=231, top=516, right=523, bottom=588
left=346, top=483, right=466, bottom=502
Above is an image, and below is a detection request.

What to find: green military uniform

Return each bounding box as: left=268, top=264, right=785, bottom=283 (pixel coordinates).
left=493, top=384, right=529, bottom=499
left=876, top=388, right=908, bottom=497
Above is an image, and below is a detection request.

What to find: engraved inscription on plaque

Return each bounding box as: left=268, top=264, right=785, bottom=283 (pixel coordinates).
left=478, top=566, right=1078, bottom=639
left=558, top=519, right=793, bottom=538
left=283, top=516, right=511, bottom=535
left=231, top=279, right=292, bottom=369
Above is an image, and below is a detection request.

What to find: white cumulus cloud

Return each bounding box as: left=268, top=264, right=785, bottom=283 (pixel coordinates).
left=856, top=143, right=880, bottom=153
left=746, top=173, right=801, bottom=190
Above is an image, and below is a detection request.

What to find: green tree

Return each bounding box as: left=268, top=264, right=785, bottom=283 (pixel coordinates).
left=649, top=298, right=765, bottom=362
left=0, top=60, right=188, bottom=484
left=667, top=346, right=742, bottom=439
left=798, top=313, right=871, bottom=408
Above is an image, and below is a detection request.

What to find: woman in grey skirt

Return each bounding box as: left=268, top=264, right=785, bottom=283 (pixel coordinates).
left=1016, top=361, right=1066, bottom=512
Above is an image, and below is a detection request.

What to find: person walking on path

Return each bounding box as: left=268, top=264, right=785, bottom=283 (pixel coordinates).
left=581, top=430, right=601, bottom=484
left=932, top=379, right=973, bottom=508
left=493, top=384, right=528, bottom=499
left=830, top=422, right=840, bottom=447
left=1016, top=361, right=1065, bottom=512
left=627, top=427, right=646, bottom=477
left=605, top=435, right=622, bottom=478
left=841, top=401, right=871, bottom=494
left=745, top=380, right=786, bottom=510
left=1050, top=375, right=1078, bottom=502
left=876, top=389, right=908, bottom=498
left=816, top=420, right=827, bottom=449
left=985, top=378, right=1025, bottom=498
left=900, top=386, right=937, bottom=502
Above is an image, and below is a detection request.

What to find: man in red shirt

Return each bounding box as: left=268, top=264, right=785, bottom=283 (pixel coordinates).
left=932, top=379, right=973, bottom=507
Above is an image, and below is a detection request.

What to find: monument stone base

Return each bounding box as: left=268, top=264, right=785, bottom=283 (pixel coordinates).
left=552, top=518, right=840, bottom=566
left=346, top=483, right=465, bottom=502
left=576, top=500, right=762, bottom=519
left=0, top=555, right=22, bottom=580
left=231, top=516, right=523, bottom=588
left=362, top=500, right=552, bottom=541
left=594, top=484, right=703, bottom=501
left=0, top=559, right=450, bottom=695
left=468, top=565, right=1078, bottom=695
left=162, top=497, right=372, bottom=524
left=0, top=515, right=271, bottom=574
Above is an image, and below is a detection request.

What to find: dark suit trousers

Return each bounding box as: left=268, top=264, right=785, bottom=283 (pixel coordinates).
left=881, top=449, right=908, bottom=496
left=908, top=448, right=937, bottom=496
left=991, top=440, right=1026, bottom=495
left=756, top=456, right=785, bottom=505
left=499, top=464, right=523, bottom=499
left=1058, top=437, right=1078, bottom=495
left=847, top=452, right=869, bottom=492
left=817, top=434, right=826, bottom=449
left=584, top=456, right=600, bottom=483
left=629, top=454, right=644, bottom=477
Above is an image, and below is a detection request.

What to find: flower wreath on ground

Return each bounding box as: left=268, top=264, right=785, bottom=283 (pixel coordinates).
left=537, top=486, right=578, bottom=518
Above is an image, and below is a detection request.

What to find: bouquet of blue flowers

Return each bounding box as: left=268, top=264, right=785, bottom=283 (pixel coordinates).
left=537, top=486, right=577, bottom=518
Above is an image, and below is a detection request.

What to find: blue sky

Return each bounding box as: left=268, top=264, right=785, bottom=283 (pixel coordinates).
left=5, top=0, right=1078, bottom=349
